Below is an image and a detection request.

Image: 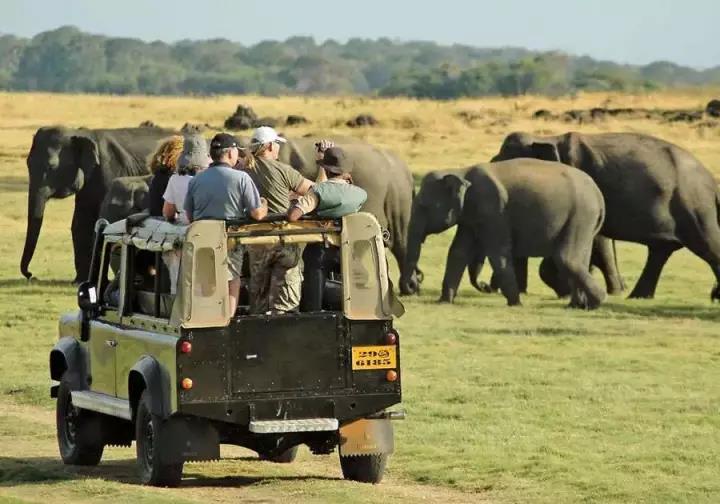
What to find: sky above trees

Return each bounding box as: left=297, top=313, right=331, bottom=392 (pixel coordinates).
left=1, top=0, right=717, bottom=69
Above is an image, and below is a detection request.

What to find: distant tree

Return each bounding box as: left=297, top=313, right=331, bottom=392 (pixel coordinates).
left=1, top=27, right=718, bottom=97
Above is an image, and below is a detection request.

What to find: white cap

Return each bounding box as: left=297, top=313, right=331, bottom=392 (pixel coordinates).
left=250, top=126, right=287, bottom=146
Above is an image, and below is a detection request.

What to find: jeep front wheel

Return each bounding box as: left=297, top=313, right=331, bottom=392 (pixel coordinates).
left=135, top=390, right=183, bottom=487
left=339, top=454, right=388, bottom=484
left=56, top=377, right=104, bottom=466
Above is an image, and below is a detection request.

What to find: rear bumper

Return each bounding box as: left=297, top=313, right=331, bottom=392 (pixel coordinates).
left=177, top=392, right=401, bottom=426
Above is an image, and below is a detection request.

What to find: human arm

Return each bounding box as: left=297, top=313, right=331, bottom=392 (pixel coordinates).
left=183, top=180, right=195, bottom=223
left=250, top=198, right=268, bottom=220
left=287, top=190, right=319, bottom=222
left=162, top=201, right=178, bottom=221
left=240, top=174, right=267, bottom=221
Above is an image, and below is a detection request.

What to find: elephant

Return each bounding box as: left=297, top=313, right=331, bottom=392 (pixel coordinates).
left=492, top=131, right=720, bottom=300
left=99, top=175, right=152, bottom=223
left=408, top=159, right=607, bottom=308
left=401, top=167, right=620, bottom=298
left=21, top=126, right=176, bottom=282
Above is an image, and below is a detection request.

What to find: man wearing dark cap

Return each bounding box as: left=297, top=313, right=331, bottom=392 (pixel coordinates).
left=287, top=147, right=367, bottom=221
left=184, top=132, right=267, bottom=315
left=288, top=147, right=368, bottom=312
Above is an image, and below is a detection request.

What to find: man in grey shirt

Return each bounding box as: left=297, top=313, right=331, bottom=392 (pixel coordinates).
left=185, top=132, right=267, bottom=315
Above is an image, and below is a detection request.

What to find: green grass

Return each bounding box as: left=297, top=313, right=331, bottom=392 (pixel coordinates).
left=2, top=190, right=719, bottom=502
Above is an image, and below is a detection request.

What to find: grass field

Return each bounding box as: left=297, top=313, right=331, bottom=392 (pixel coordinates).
left=0, top=90, right=719, bottom=503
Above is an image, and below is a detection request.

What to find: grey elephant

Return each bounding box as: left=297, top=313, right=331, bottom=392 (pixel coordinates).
left=401, top=167, right=620, bottom=298
left=415, top=159, right=607, bottom=308
left=99, top=175, right=152, bottom=223
left=493, top=131, right=720, bottom=300
left=21, top=126, right=175, bottom=282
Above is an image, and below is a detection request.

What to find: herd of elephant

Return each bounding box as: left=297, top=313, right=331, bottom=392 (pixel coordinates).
left=20, top=126, right=720, bottom=309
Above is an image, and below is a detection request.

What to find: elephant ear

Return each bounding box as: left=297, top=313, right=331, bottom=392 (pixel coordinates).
left=442, top=174, right=471, bottom=207
left=71, top=136, right=100, bottom=182
left=530, top=142, right=561, bottom=162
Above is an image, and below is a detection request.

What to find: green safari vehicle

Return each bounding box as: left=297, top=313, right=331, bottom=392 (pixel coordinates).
left=50, top=212, right=404, bottom=486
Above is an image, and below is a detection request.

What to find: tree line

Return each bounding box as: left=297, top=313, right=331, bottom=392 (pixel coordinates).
left=1, top=26, right=718, bottom=98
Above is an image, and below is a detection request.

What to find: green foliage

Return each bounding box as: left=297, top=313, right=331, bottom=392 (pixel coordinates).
left=1, top=26, right=719, bottom=97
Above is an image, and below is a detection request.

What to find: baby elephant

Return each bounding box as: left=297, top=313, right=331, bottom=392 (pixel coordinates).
left=439, top=159, right=606, bottom=309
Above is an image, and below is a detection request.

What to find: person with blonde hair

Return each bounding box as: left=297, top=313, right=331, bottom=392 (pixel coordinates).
left=147, top=135, right=184, bottom=218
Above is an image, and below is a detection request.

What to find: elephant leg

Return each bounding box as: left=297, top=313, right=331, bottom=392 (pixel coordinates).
left=487, top=252, right=521, bottom=306
left=489, top=257, right=526, bottom=293
left=674, top=215, right=720, bottom=301
left=539, top=257, right=571, bottom=297
left=71, top=200, right=99, bottom=283
left=557, top=248, right=605, bottom=310
left=439, top=224, right=474, bottom=303
left=514, top=257, right=528, bottom=293
left=468, top=254, right=493, bottom=293
left=628, top=243, right=680, bottom=299
left=591, top=236, right=625, bottom=295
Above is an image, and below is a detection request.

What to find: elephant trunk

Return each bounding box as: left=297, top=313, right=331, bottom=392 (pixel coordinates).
left=401, top=208, right=426, bottom=295
left=468, top=255, right=492, bottom=293
left=20, top=184, right=49, bottom=279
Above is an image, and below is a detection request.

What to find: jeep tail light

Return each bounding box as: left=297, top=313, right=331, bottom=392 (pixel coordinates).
left=386, top=370, right=398, bottom=382
left=180, top=341, right=192, bottom=354
left=181, top=377, right=193, bottom=390
left=385, top=331, right=398, bottom=345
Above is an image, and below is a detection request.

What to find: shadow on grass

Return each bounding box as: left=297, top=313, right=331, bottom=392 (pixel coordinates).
left=0, top=456, right=339, bottom=488
left=0, top=278, right=74, bottom=289
left=600, top=302, right=720, bottom=323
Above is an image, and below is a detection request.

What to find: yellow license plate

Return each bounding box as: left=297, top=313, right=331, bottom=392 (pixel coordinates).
left=351, top=345, right=397, bottom=370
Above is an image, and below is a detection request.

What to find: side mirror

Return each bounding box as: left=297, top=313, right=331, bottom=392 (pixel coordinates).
left=77, top=281, right=99, bottom=313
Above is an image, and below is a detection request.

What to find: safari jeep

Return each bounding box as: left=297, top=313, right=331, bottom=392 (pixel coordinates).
left=49, top=212, right=404, bottom=487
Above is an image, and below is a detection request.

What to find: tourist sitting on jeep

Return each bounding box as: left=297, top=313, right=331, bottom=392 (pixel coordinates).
left=184, top=132, right=268, bottom=315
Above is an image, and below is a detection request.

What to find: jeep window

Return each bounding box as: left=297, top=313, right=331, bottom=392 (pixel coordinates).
left=127, top=246, right=173, bottom=319
left=194, top=247, right=217, bottom=297
left=98, top=240, right=121, bottom=311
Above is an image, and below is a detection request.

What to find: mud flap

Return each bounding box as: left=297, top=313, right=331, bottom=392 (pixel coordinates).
left=157, top=417, right=220, bottom=464
left=339, top=418, right=394, bottom=457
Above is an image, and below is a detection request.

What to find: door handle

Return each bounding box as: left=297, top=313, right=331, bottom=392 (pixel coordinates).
left=105, top=339, right=117, bottom=348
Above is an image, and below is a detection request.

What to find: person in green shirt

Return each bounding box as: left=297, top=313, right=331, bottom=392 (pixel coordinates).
left=242, top=126, right=315, bottom=314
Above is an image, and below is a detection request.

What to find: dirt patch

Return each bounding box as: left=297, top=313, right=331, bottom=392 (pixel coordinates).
left=0, top=399, right=485, bottom=504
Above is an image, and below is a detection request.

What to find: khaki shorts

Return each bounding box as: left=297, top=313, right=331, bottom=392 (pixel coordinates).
left=227, top=243, right=245, bottom=281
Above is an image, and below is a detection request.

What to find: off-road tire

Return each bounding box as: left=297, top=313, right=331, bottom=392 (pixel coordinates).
left=339, top=454, right=388, bottom=484
left=259, top=446, right=298, bottom=463
left=56, top=377, right=105, bottom=466
left=135, top=390, right=183, bottom=487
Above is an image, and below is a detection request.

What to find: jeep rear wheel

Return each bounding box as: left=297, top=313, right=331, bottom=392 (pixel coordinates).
left=135, top=390, right=183, bottom=487
left=56, top=377, right=104, bottom=466
left=339, top=454, right=388, bottom=484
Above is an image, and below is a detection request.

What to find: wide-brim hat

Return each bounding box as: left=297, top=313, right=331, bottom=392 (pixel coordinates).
left=319, top=146, right=352, bottom=175
left=179, top=134, right=211, bottom=170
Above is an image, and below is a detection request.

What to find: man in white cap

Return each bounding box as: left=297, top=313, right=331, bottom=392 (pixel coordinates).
left=242, top=126, right=315, bottom=314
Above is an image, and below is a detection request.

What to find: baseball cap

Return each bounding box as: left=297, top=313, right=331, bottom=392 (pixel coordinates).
left=250, top=126, right=287, bottom=146
left=319, top=147, right=352, bottom=175
left=210, top=132, right=240, bottom=149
